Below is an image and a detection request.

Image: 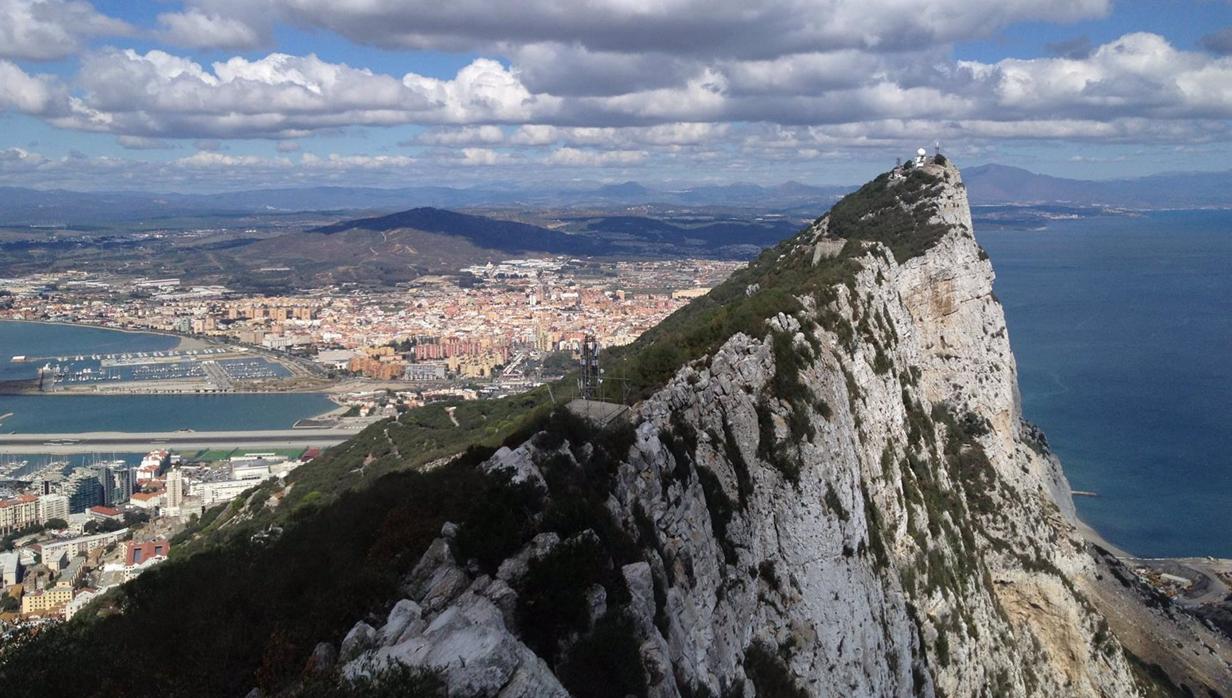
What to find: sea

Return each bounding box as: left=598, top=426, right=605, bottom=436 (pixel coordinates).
left=0, top=321, right=336, bottom=434
left=977, top=209, right=1232, bottom=559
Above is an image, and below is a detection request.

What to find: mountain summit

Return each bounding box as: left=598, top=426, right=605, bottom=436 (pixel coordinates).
left=4, top=158, right=1227, bottom=697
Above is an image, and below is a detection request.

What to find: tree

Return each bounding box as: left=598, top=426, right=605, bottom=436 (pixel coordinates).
left=123, top=511, right=150, bottom=527
left=44, top=518, right=67, bottom=531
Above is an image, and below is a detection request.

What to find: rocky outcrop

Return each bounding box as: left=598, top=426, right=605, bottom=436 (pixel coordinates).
left=334, top=160, right=1226, bottom=696
left=340, top=524, right=569, bottom=697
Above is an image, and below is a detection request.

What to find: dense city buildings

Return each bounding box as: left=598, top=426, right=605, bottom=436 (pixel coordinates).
left=0, top=257, right=742, bottom=396
left=0, top=446, right=305, bottom=626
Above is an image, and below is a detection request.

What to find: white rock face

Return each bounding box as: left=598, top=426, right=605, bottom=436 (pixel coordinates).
left=346, top=535, right=570, bottom=697
left=341, top=162, right=1153, bottom=697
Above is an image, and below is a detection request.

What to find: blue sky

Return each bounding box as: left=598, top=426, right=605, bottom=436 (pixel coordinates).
left=1, top=0, right=1230, bottom=191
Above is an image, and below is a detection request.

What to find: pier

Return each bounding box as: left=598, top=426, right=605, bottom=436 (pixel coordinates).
left=11, top=347, right=229, bottom=364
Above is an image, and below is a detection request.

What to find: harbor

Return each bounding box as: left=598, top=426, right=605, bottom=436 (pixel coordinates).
left=10, top=345, right=313, bottom=395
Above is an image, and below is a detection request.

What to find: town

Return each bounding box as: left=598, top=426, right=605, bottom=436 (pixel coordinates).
left=0, top=447, right=314, bottom=629
left=0, top=256, right=742, bottom=405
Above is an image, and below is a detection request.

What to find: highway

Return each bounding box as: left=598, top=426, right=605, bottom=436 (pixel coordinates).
left=0, top=427, right=364, bottom=454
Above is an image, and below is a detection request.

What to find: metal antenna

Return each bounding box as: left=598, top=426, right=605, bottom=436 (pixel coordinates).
left=579, top=333, right=600, bottom=401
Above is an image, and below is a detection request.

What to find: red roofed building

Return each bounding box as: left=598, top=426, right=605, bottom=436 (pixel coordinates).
left=87, top=506, right=124, bottom=523
left=125, top=539, right=170, bottom=566
left=123, top=539, right=170, bottom=580
left=129, top=491, right=163, bottom=510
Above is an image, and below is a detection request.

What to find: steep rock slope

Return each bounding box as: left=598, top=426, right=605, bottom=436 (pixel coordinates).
left=327, top=161, right=1192, bottom=696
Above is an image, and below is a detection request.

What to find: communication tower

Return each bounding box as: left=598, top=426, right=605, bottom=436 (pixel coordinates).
left=579, top=333, right=601, bottom=400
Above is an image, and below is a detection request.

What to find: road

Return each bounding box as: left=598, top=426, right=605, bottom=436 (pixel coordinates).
left=0, top=427, right=365, bottom=454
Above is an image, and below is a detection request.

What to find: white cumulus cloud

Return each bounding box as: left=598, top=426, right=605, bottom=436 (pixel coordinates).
left=0, top=0, right=131, bottom=60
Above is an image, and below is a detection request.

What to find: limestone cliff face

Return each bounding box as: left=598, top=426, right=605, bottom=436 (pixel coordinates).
left=335, top=162, right=1149, bottom=696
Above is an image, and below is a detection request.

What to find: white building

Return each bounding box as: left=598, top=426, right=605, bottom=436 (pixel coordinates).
left=128, top=491, right=163, bottom=511
left=230, top=459, right=272, bottom=481
left=65, top=585, right=113, bottom=620
left=38, top=494, right=69, bottom=524
left=405, top=362, right=447, bottom=381
left=314, top=349, right=357, bottom=369
left=0, top=550, right=22, bottom=586
left=194, top=480, right=260, bottom=507
left=166, top=469, right=184, bottom=510
left=37, top=529, right=128, bottom=569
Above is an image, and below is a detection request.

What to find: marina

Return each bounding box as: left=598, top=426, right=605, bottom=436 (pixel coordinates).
left=1, top=322, right=316, bottom=395
left=15, top=346, right=296, bottom=393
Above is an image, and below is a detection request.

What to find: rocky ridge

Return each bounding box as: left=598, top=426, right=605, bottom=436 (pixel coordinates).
left=319, top=160, right=1229, bottom=697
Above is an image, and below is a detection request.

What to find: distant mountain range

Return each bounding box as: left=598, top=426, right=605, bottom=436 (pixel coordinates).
left=962, top=164, right=1232, bottom=207
left=228, top=207, right=796, bottom=285
left=310, top=207, right=605, bottom=256
left=0, top=182, right=849, bottom=227
left=291, top=206, right=794, bottom=272
left=1, top=163, right=1227, bottom=228
left=0, top=205, right=796, bottom=288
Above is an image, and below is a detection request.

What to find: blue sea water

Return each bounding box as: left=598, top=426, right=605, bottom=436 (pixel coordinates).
left=0, top=321, right=335, bottom=433
left=977, top=210, right=1232, bottom=558
left=0, top=393, right=336, bottom=433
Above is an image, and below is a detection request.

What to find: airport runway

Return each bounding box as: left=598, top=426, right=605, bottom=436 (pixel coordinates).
left=0, top=427, right=363, bottom=454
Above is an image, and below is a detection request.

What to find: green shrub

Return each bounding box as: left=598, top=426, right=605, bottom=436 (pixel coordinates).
left=292, top=663, right=445, bottom=697
left=757, top=560, right=781, bottom=591
left=516, top=535, right=611, bottom=661
left=823, top=484, right=849, bottom=522
left=454, top=468, right=544, bottom=573
left=557, top=612, right=648, bottom=698
left=827, top=168, right=950, bottom=263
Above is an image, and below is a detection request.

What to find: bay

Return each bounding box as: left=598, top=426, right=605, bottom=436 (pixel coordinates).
left=0, top=393, right=337, bottom=433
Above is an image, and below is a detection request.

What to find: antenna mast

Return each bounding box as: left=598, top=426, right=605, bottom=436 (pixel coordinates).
left=578, top=333, right=600, bottom=401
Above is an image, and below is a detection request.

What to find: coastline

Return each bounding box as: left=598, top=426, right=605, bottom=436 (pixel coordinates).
left=1076, top=515, right=1132, bottom=558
